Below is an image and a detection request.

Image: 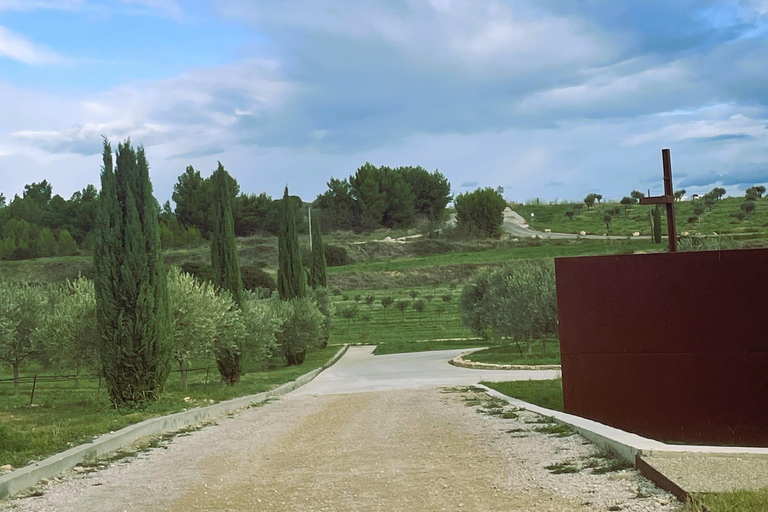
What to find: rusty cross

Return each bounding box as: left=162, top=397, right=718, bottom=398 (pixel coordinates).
left=639, top=149, right=678, bottom=252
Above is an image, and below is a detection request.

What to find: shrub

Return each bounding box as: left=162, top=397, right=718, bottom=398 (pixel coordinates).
left=274, top=297, right=323, bottom=366
left=460, top=260, right=557, bottom=355
left=395, top=300, right=410, bottom=320
left=412, top=239, right=453, bottom=256
left=741, top=200, right=757, bottom=216
left=732, top=210, right=747, bottom=221
left=413, top=299, right=426, bottom=314
left=310, top=287, right=334, bottom=348
left=180, top=262, right=214, bottom=283
left=325, top=245, right=350, bottom=267
left=10, top=247, right=35, bottom=261
left=241, top=265, right=277, bottom=294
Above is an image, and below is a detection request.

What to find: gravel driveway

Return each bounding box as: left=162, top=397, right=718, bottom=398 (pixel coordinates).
left=1, top=349, right=682, bottom=511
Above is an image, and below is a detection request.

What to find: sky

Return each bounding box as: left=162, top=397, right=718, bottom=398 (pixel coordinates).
left=1, top=0, right=768, bottom=205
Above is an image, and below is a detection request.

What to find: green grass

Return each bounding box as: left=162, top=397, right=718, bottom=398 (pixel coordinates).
left=514, top=197, right=768, bottom=237
left=328, top=284, right=484, bottom=355
left=688, top=488, right=768, bottom=512
left=464, top=343, right=561, bottom=365
left=0, top=346, right=338, bottom=469
left=328, top=238, right=659, bottom=274
left=482, top=379, right=564, bottom=412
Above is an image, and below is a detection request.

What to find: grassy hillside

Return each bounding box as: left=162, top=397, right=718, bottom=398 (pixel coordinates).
left=513, top=196, right=768, bottom=236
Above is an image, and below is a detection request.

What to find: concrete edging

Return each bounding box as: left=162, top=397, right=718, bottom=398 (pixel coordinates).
left=450, top=348, right=561, bottom=371
left=0, top=344, right=349, bottom=500
left=477, top=383, right=768, bottom=501
left=477, top=384, right=768, bottom=463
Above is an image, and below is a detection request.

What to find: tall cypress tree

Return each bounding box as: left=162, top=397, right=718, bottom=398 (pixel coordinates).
left=277, top=187, right=306, bottom=300
left=210, top=162, right=243, bottom=385
left=309, top=212, right=327, bottom=289
left=94, top=138, right=172, bottom=408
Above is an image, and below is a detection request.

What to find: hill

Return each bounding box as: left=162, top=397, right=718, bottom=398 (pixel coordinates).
left=513, top=196, right=768, bottom=237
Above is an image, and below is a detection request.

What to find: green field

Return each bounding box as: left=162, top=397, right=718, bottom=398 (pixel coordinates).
left=514, top=196, right=768, bottom=237
left=482, top=379, right=564, bottom=412
left=328, top=238, right=659, bottom=275
left=0, top=346, right=338, bottom=469
left=464, top=342, right=561, bottom=365
left=327, top=284, right=483, bottom=354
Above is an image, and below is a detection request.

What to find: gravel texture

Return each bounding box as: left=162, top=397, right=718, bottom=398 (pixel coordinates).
left=0, top=387, right=682, bottom=512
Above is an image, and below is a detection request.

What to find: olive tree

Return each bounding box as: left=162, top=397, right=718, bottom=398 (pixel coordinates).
left=459, top=259, right=558, bottom=356
left=0, top=282, right=49, bottom=394
left=167, top=267, right=236, bottom=390
left=274, top=297, right=324, bottom=366
left=36, top=278, right=99, bottom=388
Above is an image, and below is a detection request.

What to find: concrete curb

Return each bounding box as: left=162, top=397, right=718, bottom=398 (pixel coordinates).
left=477, top=384, right=768, bottom=500
left=450, top=348, right=561, bottom=371
left=0, top=344, right=349, bottom=500
left=477, top=384, right=768, bottom=463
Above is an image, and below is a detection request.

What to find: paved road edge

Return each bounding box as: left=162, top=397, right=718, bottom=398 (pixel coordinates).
left=0, top=344, right=350, bottom=500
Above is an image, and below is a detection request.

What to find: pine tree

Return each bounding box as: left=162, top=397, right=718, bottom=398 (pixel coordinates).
left=309, top=212, right=327, bottom=289
left=93, top=138, right=172, bottom=408
left=210, top=162, right=243, bottom=385
left=278, top=187, right=306, bottom=300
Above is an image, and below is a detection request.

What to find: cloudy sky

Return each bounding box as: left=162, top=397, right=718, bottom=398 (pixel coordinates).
left=1, top=0, right=768, bottom=205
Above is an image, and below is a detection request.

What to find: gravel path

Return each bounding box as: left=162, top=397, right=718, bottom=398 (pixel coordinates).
left=1, top=387, right=681, bottom=512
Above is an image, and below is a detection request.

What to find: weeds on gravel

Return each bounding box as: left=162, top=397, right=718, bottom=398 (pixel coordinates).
left=534, top=423, right=574, bottom=437
left=585, top=453, right=632, bottom=474
left=544, top=450, right=631, bottom=476
left=545, top=461, right=580, bottom=474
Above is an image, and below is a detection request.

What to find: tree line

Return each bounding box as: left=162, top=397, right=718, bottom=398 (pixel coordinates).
left=1, top=139, right=332, bottom=408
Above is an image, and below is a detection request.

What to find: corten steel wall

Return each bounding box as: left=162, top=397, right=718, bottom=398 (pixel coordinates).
left=555, top=249, right=768, bottom=446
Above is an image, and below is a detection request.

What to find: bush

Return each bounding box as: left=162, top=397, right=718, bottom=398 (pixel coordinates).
left=241, top=265, right=277, bottom=294
left=9, top=247, right=35, bottom=261
left=412, top=239, right=453, bottom=256
left=731, top=210, right=747, bottom=221
left=274, top=297, right=324, bottom=366
left=310, top=287, right=334, bottom=348
left=460, top=259, right=557, bottom=354
left=180, top=262, right=213, bottom=283
left=325, top=245, right=350, bottom=267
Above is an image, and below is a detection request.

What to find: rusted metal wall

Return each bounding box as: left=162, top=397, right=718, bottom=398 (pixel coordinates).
left=555, top=249, right=768, bottom=446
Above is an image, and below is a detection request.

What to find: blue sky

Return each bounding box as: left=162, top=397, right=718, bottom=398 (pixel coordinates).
left=1, top=0, right=768, bottom=205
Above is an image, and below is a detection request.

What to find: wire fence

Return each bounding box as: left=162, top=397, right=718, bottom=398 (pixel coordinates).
left=0, top=366, right=213, bottom=405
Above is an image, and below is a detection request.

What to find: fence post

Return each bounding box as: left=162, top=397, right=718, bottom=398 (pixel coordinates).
left=30, top=375, right=37, bottom=406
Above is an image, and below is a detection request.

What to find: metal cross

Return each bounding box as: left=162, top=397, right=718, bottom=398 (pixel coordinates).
left=639, top=149, right=678, bottom=252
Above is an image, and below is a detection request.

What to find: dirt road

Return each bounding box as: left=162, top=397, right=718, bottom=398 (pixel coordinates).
left=3, top=386, right=679, bottom=512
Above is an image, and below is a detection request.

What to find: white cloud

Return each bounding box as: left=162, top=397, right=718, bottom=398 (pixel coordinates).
left=0, top=25, right=70, bottom=65
left=215, top=0, right=616, bottom=74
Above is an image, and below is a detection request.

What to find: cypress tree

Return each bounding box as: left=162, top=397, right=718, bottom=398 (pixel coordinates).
left=93, top=138, right=172, bottom=408
left=277, top=187, right=306, bottom=300
left=210, top=162, right=243, bottom=385
left=309, top=213, right=327, bottom=289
